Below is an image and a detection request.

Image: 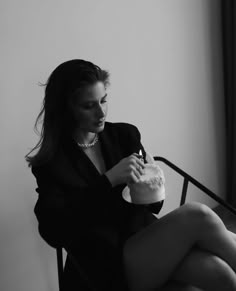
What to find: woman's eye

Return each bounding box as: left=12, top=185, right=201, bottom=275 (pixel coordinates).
left=81, top=99, right=107, bottom=109
left=82, top=103, right=94, bottom=109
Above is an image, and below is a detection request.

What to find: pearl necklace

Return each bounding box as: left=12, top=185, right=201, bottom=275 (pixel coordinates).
left=77, top=134, right=99, bottom=149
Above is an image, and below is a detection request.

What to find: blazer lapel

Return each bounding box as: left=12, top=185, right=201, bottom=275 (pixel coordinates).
left=99, top=122, right=123, bottom=171
left=62, top=136, right=101, bottom=184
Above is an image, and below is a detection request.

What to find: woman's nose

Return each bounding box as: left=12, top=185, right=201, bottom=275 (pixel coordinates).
left=97, top=104, right=105, bottom=118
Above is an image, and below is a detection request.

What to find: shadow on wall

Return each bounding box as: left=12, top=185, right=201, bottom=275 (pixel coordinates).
left=207, top=0, right=226, bottom=197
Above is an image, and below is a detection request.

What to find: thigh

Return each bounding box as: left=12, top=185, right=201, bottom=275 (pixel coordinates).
left=229, top=230, right=236, bottom=242
left=122, top=203, right=207, bottom=291
left=171, top=247, right=236, bottom=291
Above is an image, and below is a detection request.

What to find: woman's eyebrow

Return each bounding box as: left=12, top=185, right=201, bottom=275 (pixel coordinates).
left=79, top=94, right=108, bottom=105
left=85, top=94, right=107, bottom=102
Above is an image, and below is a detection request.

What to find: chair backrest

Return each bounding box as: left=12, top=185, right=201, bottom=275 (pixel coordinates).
left=56, top=247, right=64, bottom=291
left=56, top=246, right=98, bottom=291
left=154, top=156, right=236, bottom=215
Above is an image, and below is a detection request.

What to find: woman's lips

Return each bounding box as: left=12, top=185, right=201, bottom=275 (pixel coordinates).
left=95, top=119, right=105, bottom=126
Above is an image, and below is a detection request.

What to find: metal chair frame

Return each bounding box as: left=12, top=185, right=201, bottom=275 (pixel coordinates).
left=56, top=156, right=236, bottom=290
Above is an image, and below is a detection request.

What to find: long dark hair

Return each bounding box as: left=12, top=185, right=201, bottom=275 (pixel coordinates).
left=25, top=59, right=110, bottom=167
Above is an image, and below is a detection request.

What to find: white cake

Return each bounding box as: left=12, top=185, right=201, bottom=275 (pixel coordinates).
left=128, top=163, right=165, bottom=204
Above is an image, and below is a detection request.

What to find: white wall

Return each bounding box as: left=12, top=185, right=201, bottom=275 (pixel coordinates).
left=0, top=0, right=225, bottom=290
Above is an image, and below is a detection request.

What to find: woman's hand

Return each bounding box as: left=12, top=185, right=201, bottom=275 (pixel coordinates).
left=105, top=153, right=145, bottom=187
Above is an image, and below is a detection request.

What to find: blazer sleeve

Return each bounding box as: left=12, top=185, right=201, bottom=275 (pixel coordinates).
left=117, top=123, right=147, bottom=162
left=32, top=165, right=115, bottom=248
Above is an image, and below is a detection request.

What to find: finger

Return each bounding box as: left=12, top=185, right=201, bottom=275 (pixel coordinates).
left=132, top=154, right=144, bottom=165
left=137, top=165, right=145, bottom=175
left=133, top=156, right=145, bottom=168
left=130, top=154, right=144, bottom=164
left=132, top=153, right=143, bottom=158
left=131, top=165, right=142, bottom=180
left=131, top=162, right=144, bottom=175
left=129, top=171, right=139, bottom=184
left=133, top=152, right=145, bottom=162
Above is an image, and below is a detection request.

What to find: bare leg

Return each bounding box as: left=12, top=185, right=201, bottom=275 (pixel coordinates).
left=228, top=230, right=236, bottom=242
left=162, top=229, right=236, bottom=291
left=171, top=247, right=236, bottom=290
left=123, top=202, right=236, bottom=291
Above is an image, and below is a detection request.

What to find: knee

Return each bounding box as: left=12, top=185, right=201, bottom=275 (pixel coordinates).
left=180, top=202, right=211, bottom=219
left=179, top=202, right=221, bottom=230
left=182, top=202, right=211, bottom=214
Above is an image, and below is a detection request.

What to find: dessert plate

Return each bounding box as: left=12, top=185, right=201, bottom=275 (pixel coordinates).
left=122, top=186, right=132, bottom=203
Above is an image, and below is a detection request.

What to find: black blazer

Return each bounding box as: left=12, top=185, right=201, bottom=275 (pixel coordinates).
left=32, top=122, right=163, bottom=290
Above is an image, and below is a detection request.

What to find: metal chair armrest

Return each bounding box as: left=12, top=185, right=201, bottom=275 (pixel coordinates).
left=154, top=156, right=236, bottom=216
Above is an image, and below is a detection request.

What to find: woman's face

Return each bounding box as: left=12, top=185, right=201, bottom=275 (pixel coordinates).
left=71, top=81, right=108, bottom=134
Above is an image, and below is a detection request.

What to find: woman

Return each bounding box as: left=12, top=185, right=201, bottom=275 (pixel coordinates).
left=26, top=59, right=236, bottom=291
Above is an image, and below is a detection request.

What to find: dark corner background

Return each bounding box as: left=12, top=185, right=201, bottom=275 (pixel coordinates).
left=221, top=0, right=236, bottom=206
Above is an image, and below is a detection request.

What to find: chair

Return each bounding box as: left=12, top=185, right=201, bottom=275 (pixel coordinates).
left=56, top=156, right=236, bottom=291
